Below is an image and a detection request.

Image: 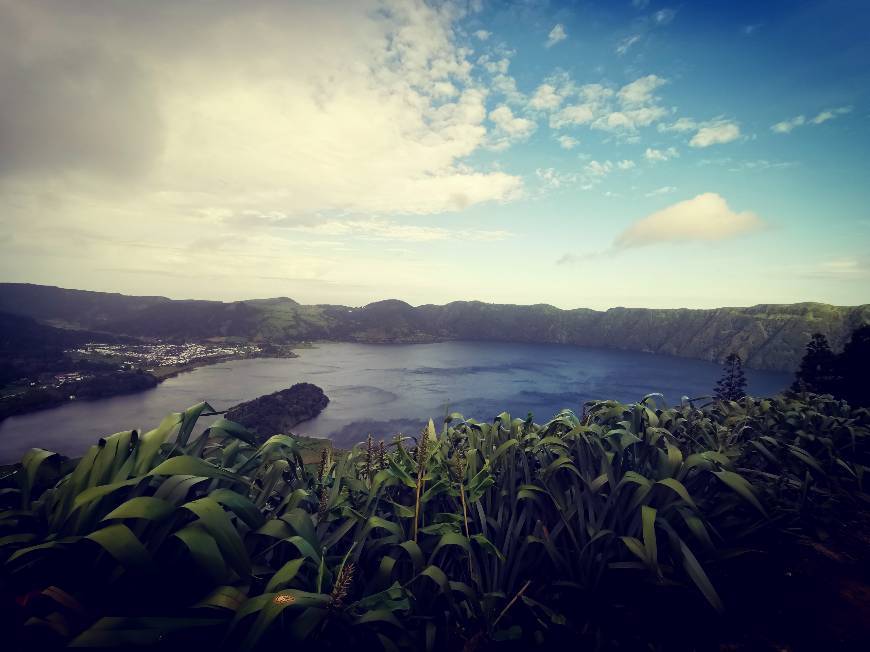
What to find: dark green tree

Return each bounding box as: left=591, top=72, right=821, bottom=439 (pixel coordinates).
left=791, top=332, right=838, bottom=394
left=836, top=324, right=870, bottom=407
left=714, top=352, right=747, bottom=401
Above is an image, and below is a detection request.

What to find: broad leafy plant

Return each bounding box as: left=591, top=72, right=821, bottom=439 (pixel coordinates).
left=1, top=392, right=867, bottom=649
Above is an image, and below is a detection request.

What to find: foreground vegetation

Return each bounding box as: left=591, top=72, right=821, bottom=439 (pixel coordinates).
left=1, top=392, right=868, bottom=650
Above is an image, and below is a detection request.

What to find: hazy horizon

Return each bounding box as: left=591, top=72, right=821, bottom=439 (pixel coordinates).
left=1, top=0, right=869, bottom=309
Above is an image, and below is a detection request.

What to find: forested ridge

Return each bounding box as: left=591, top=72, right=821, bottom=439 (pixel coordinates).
left=2, top=283, right=868, bottom=372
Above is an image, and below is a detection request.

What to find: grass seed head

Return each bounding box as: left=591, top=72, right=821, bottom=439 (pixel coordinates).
left=318, top=447, right=328, bottom=482
left=378, top=439, right=387, bottom=469
left=330, top=562, right=355, bottom=609
left=318, top=486, right=329, bottom=518
left=365, top=433, right=374, bottom=480
left=416, top=428, right=429, bottom=469
left=449, top=448, right=466, bottom=483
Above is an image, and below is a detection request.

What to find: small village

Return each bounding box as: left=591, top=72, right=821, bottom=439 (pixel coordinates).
left=14, top=342, right=265, bottom=393
left=69, top=342, right=264, bottom=374
left=1, top=339, right=272, bottom=418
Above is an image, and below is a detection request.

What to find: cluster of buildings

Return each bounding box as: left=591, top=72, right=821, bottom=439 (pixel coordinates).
left=70, top=342, right=263, bottom=371
left=53, top=372, right=85, bottom=385
left=2, top=342, right=268, bottom=401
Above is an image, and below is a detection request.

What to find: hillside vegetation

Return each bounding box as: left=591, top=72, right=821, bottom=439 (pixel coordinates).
left=0, top=312, right=136, bottom=384
left=1, top=393, right=868, bottom=650
left=2, top=284, right=869, bottom=372
left=225, top=383, right=330, bottom=441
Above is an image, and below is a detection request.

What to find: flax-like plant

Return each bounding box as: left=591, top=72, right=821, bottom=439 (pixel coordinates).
left=1, top=392, right=867, bottom=650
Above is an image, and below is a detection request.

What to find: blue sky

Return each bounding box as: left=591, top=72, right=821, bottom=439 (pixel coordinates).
left=0, top=0, right=868, bottom=308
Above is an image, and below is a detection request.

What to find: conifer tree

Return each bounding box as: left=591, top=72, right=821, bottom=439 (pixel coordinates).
left=836, top=325, right=870, bottom=407
left=714, top=353, right=747, bottom=401
left=791, top=332, right=837, bottom=394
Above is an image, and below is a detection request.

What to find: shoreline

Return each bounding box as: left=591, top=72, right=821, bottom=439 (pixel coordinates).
left=0, top=338, right=791, bottom=425
left=0, top=341, right=792, bottom=464
left=149, top=346, right=300, bottom=381
left=0, top=345, right=302, bottom=422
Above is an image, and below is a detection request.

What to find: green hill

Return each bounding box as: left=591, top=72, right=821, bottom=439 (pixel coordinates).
left=1, top=283, right=868, bottom=371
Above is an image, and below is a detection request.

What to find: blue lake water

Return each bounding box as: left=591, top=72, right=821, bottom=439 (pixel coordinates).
left=0, top=341, right=791, bottom=462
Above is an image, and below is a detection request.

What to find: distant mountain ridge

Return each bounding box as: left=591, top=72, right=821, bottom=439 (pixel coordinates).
left=1, top=283, right=868, bottom=372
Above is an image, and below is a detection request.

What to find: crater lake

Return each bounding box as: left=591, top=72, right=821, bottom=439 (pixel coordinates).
left=0, top=341, right=791, bottom=462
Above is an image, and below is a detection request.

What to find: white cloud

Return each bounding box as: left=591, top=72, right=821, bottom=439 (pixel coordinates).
left=806, top=258, right=870, bottom=279
left=617, top=6, right=676, bottom=55
left=590, top=76, right=669, bottom=133
left=617, top=74, right=667, bottom=106
left=689, top=120, right=741, bottom=147
left=0, top=0, right=524, bottom=221
left=545, top=75, right=669, bottom=134
left=786, top=257, right=870, bottom=282
left=632, top=0, right=650, bottom=8
left=432, top=81, right=459, bottom=98
left=479, top=55, right=525, bottom=105
left=614, top=192, right=764, bottom=248
left=742, top=24, right=762, bottom=36
left=595, top=106, right=669, bottom=132
left=0, top=0, right=532, bottom=302
left=529, top=83, right=564, bottom=111
left=818, top=259, right=866, bottom=274
left=580, top=158, right=637, bottom=188
left=660, top=116, right=743, bottom=147
left=545, top=23, right=567, bottom=48
left=616, top=34, right=641, bottom=56
left=811, top=107, right=850, bottom=124
left=645, top=186, right=677, bottom=196
left=771, top=115, right=806, bottom=134
left=490, top=105, right=535, bottom=137
left=585, top=160, right=614, bottom=177
left=657, top=117, right=697, bottom=133
left=644, top=146, right=679, bottom=162
left=594, top=112, right=633, bottom=131
left=285, top=218, right=513, bottom=243
left=697, top=158, right=798, bottom=172
left=480, top=56, right=510, bottom=75
left=537, top=156, right=634, bottom=193
left=535, top=167, right=579, bottom=190
left=491, top=74, right=524, bottom=105
left=474, top=30, right=491, bottom=41
left=536, top=167, right=559, bottom=189
left=550, top=103, right=597, bottom=128
left=488, top=105, right=536, bottom=149
left=772, top=106, right=852, bottom=133
left=654, top=9, right=677, bottom=25
left=557, top=135, right=579, bottom=149
left=728, top=159, right=798, bottom=172
left=579, top=83, right=614, bottom=103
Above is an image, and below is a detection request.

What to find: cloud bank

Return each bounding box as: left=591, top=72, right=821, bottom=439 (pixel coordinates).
left=0, top=0, right=531, bottom=302
left=614, top=193, right=763, bottom=249
left=772, top=106, right=852, bottom=134
left=545, top=24, right=567, bottom=48
left=0, top=0, right=523, bottom=221
left=689, top=120, right=741, bottom=147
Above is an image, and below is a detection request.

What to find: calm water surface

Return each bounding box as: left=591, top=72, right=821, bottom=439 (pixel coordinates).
left=0, top=341, right=790, bottom=462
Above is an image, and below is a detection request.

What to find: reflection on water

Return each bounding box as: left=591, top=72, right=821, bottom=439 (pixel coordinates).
left=0, top=341, right=790, bottom=461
